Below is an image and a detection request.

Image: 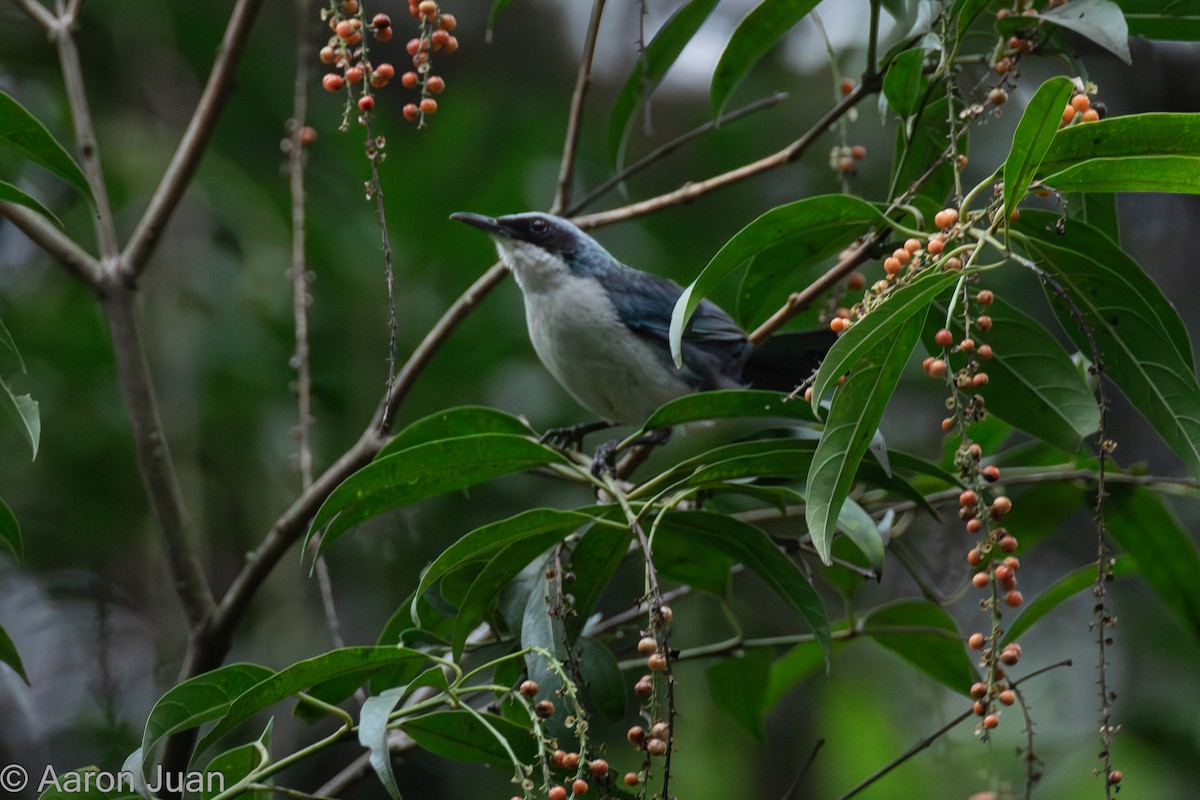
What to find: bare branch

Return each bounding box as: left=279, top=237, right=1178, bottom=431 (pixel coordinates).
left=551, top=0, right=606, bottom=214
left=0, top=202, right=102, bottom=285
left=102, top=285, right=214, bottom=625
left=10, top=0, right=55, bottom=30
left=121, top=0, right=266, bottom=278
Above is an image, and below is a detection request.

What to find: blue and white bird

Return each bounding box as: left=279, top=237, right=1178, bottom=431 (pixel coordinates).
left=451, top=211, right=833, bottom=427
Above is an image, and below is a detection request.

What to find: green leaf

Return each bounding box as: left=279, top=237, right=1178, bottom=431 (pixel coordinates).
left=0, top=90, right=93, bottom=204
left=485, top=0, right=515, bottom=39
left=1066, top=191, right=1120, bottom=244
left=882, top=48, right=929, bottom=117
left=706, top=648, right=772, bottom=738
left=0, top=624, right=28, bottom=684
left=565, top=524, right=632, bottom=639
left=710, top=0, right=821, bottom=117
left=1017, top=212, right=1200, bottom=478
left=608, top=0, right=721, bottom=164
left=653, top=516, right=737, bottom=595
left=0, top=495, right=22, bottom=564
left=953, top=0, right=995, bottom=37
left=307, top=434, right=569, bottom=557
left=766, top=621, right=851, bottom=707
left=671, top=195, right=885, bottom=364
left=864, top=599, right=978, bottom=693
left=0, top=318, right=24, bottom=376
left=0, top=379, right=39, bottom=459
left=360, top=689, right=407, bottom=800
left=202, top=720, right=273, bottom=800
left=401, top=710, right=536, bottom=769
left=836, top=497, right=885, bottom=571
left=657, top=511, right=829, bottom=656
left=196, top=647, right=433, bottom=756
left=1003, top=76, right=1076, bottom=217
left=890, top=96, right=957, bottom=214
left=378, top=406, right=531, bottom=459
left=640, top=389, right=818, bottom=433
left=1038, top=0, right=1131, bottom=63
left=639, top=439, right=818, bottom=499
left=0, top=179, right=61, bottom=226
left=1003, top=555, right=1136, bottom=645
left=1107, top=486, right=1200, bottom=640
left=413, top=508, right=605, bottom=615
left=36, top=768, right=141, bottom=800
left=140, top=663, right=274, bottom=771
left=1116, top=0, right=1200, bottom=41
left=1039, top=113, right=1200, bottom=176
left=577, top=637, right=627, bottom=720
left=811, top=269, right=964, bottom=409
left=1042, top=155, right=1200, bottom=194
left=928, top=297, right=1100, bottom=453
left=806, top=314, right=923, bottom=563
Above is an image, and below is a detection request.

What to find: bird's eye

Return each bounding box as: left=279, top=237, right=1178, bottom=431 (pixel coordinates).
left=528, top=218, right=549, bottom=235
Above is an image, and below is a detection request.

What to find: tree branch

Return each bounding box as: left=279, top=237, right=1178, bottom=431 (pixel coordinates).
left=120, top=0, right=266, bottom=279
left=10, top=0, right=55, bottom=30
left=551, top=0, right=606, bottom=214
left=0, top=201, right=102, bottom=286
left=102, top=284, right=214, bottom=625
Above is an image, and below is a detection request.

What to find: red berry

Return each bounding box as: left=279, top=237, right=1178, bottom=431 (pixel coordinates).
left=983, top=465, right=1001, bottom=481
left=431, top=29, right=451, bottom=48
left=627, top=725, right=646, bottom=746
left=322, top=73, right=345, bottom=92
left=977, top=315, right=992, bottom=331
left=646, top=653, right=667, bottom=672
left=345, top=66, right=364, bottom=84
left=374, top=63, right=396, bottom=80
left=426, top=75, right=446, bottom=94
left=970, top=681, right=988, bottom=698
left=548, top=786, right=567, bottom=800
left=851, top=144, right=867, bottom=160
left=319, top=45, right=337, bottom=65
left=998, top=689, right=1016, bottom=705
left=402, top=103, right=420, bottom=122
left=848, top=271, right=866, bottom=289
left=959, top=490, right=977, bottom=507
left=375, top=26, right=393, bottom=41
left=357, top=95, right=375, bottom=112
left=989, top=496, right=1012, bottom=519
left=966, top=518, right=982, bottom=534
left=972, top=571, right=990, bottom=589
left=335, top=19, right=355, bottom=40
left=418, top=0, right=438, bottom=19
left=934, top=328, right=954, bottom=347
left=589, top=759, right=609, bottom=778
left=977, top=290, right=994, bottom=305
left=1004, top=590, right=1024, bottom=607
left=419, top=97, right=438, bottom=114
left=562, top=752, right=580, bottom=770
left=572, top=779, right=589, bottom=795
left=646, top=738, right=667, bottom=756
left=442, top=34, right=459, bottom=53
left=983, top=714, right=999, bottom=729
left=999, top=535, right=1018, bottom=552
left=439, top=13, right=457, bottom=31
left=406, top=37, right=424, bottom=56
left=624, top=773, right=639, bottom=787
left=978, top=344, right=993, bottom=360
left=298, top=126, right=317, bottom=146
left=401, top=71, right=419, bottom=89
left=535, top=700, right=554, bottom=718
left=1108, top=771, right=1122, bottom=785
left=372, top=12, right=391, bottom=29
left=968, top=632, right=985, bottom=649
left=840, top=77, right=856, bottom=95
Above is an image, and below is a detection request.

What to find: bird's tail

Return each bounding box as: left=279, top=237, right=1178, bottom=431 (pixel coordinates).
left=740, top=329, right=837, bottom=393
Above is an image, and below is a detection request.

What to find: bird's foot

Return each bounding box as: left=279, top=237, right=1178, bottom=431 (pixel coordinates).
left=590, top=438, right=620, bottom=478
left=540, top=419, right=614, bottom=452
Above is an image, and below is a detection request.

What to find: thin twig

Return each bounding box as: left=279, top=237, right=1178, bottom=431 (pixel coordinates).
left=0, top=202, right=102, bottom=285
left=551, top=0, right=606, bottom=214
left=10, top=0, right=55, bottom=29
left=121, top=0, right=266, bottom=279
left=566, top=92, right=789, bottom=216
left=572, top=78, right=879, bottom=230
left=362, top=118, right=399, bottom=431
left=102, top=285, right=214, bottom=625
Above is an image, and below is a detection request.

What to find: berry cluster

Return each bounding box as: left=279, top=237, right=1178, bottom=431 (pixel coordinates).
left=620, top=604, right=674, bottom=788
left=1061, top=88, right=1101, bottom=126
left=400, top=0, right=458, bottom=125
left=319, top=1, right=398, bottom=120
left=830, top=144, right=867, bottom=173
left=512, top=674, right=606, bottom=800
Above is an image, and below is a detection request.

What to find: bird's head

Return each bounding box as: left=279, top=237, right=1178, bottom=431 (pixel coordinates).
left=450, top=211, right=614, bottom=292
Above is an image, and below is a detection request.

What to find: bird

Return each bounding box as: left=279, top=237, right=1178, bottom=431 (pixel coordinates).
left=450, top=211, right=834, bottom=431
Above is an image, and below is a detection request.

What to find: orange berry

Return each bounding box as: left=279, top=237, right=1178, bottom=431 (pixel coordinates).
left=829, top=317, right=846, bottom=333
left=1004, top=590, right=1024, bottom=607
left=589, top=759, right=609, bottom=778
left=927, top=237, right=945, bottom=255
left=319, top=45, right=337, bottom=65
left=967, top=548, right=984, bottom=566
left=928, top=359, right=947, bottom=378
left=1071, top=94, right=1090, bottom=113
left=1108, top=771, right=1122, bottom=785
left=840, top=76, right=856, bottom=95
left=970, top=681, right=988, bottom=698
left=903, top=238, right=921, bottom=253
left=892, top=248, right=911, bottom=265
left=968, top=632, right=985, bottom=649
left=976, top=290, right=994, bottom=305
left=983, top=714, right=999, bottom=729
left=1000, top=647, right=1020, bottom=665
left=401, top=71, right=419, bottom=89
left=340, top=0, right=358, bottom=11
left=572, top=779, right=589, bottom=795
left=406, top=37, right=424, bottom=56
left=995, top=565, right=1012, bottom=582
left=417, top=0, right=438, bottom=18
left=972, top=372, right=989, bottom=387
left=884, top=257, right=902, bottom=275
left=345, top=66, right=364, bottom=84
left=375, top=25, right=394, bottom=41
left=851, top=144, right=867, bottom=160
left=959, top=338, right=975, bottom=352
left=973, top=699, right=987, bottom=716
left=848, top=271, right=866, bottom=289
left=998, top=689, right=1016, bottom=705
left=298, top=126, right=317, bottom=146
left=935, top=328, right=954, bottom=347
left=431, top=28, right=451, bottom=48
left=803, top=386, right=813, bottom=402
left=634, top=675, right=653, bottom=696
left=646, top=653, right=668, bottom=672
left=990, top=496, right=1012, bottom=519
left=1082, top=108, right=1100, bottom=122
left=934, top=208, right=960, bottom=229
left=957, top=154, right=969, bottom=168
left=548, top=786, right=567, bottom=800
left=960, top=489, right=978, bottom=507
left=562, top=752, right=580, bottom=770
left=438, top=13, right=457, bottom=31
left=624, top=773, right=639, bottom=787
left=426, top=75, right=446, bottom=94
left=627, top=725, right=646, bottom=747
left=443, top=34, right=460, bottom=52
left=999, top=535, right=1018, bottom=552
left=402, top=103, right=420, bottom=122
left=837, top=156, right=855, bottom=172
left=941, top=417, right=956, bottom=431
left=972, top=571, right=990, bottom=589
left=944, top=256, right=963, bottom=271
left=637, top=636, right=658, bottom=655
left=976, top=315, right=992, bottom=331
left=374, top=63, right=396, bottom=80
left=420, top=97, right=438, bottom=114
left=1061, top=104, right=1077, bottom=125
left=335, top=19, right=355, bottom=40
left=357, top=95, right=375, bottom=112
left=322, top=73, right=345, bottom=92
left=966, top=518, right=982, bottom=534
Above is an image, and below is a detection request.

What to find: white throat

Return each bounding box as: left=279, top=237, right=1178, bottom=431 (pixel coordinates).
left=492, top=239, right=568, bottom=294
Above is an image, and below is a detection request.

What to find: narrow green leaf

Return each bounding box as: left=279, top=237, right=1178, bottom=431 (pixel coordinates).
left=36, top=768, right=140, bottom=800
left=1042, top=154, right=1200, bottom=194
left=196, top=647, right=432, bottom=756
left=608, top=0, right=721, bottom=164
left=485, top=0, right=515, bottom=39
left=1107, top=486, right=1200, bottom=640
left=1018, top=212, right=1200, bottom=478
left=413, top=508, right=604, bottom=614
left=0, top=378, right=39, bottom=459
left=401, top=710, right=536, bottom=768
left=140, top=663, right=274, bottom=771
left=378, top=406, right=531, bottom=459
left=706, top=649, right=771, bottom=738
left=307, top=434, right=569, bottom=557
left=0, top=624, right=28, bottom=684
left=671, top=195, right=885, bottom=365
left=577, top=638, right=627, bottom=720
left=882, top=48, right=929, bottom=117
left=202, top=720, right=273, bottom=800
left=865, top=600, right=978, bottom=693
left=0, top=318, right=24, bottom=377
left=837, top=497, right=885, bottom=571
left=810, top=268, right=965, bottom=409
left=640, top=389, right=817, bottom=433
left=806, top=314, right=923, bottom=563
left=653, top=515, right=737, bottom=595
left=657, top=511, right=829, bottom=656
left=1039, top=114, right=1200, bottom=176
left=953, top=0, right=994, bottom=37
left=1116, top=0, right=1200, bottom=41
left=0, top=91, right=93, bottom=204
left=1039, top=0, right=1131, bottom=63
left=711, top=0, right=821, bottom=117
left=928, top=297, right=1100, bottom=453
left=1003, top=555, right=1136, bottom=645
left=0, top=179, right=62, bottom=226
left=0, top=496, right=22, bottom=564
left=360, top=689, right=406, bottom=800
left=1065, top=191, right=1120, bottom=244
left=1003, top=76, right=1075, bottom=216
left=520, top=567, right=568, bottom=737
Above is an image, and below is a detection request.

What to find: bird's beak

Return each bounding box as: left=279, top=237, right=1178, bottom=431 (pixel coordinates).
left=449, top=212, right=510, bottom=237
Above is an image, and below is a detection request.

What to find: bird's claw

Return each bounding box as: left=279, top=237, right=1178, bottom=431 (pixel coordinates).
left=539, top=420, right=614, bottom=451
